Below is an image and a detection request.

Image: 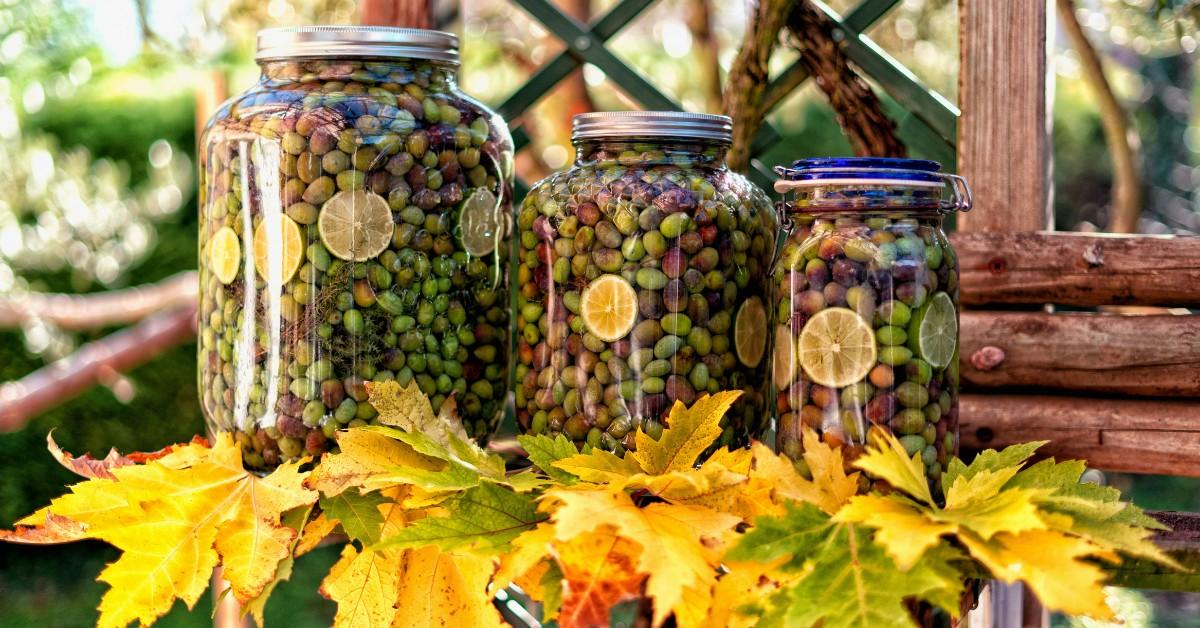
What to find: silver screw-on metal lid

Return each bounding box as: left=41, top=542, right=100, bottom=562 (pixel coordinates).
left=572, top=111, right=733, bottom=143
left=255, top=26, right=459, bottom=63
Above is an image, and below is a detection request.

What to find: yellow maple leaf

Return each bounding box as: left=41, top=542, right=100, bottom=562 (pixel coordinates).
left=393, top=545, right=501, bottom=628
left=631, top=391, right=742, bottom=475
left=833, top=495, right=957, bottom=570
left=555, top=528, right=646, bottom=628
left=627, top=465, right=756, bottom=520
left=750, top=434, right=859, bottom=515
left=705, top=446, right=754, bottom=475
left=852, top=429, right=934, bottom=505
left=322, top=544, right=403, bottom=628
left=307, top=428, right=444, bottom=496
left=546, top=487, right=739, bottom=626
left=366, top=380, right=470, bottom=446
left=14, top=434, right=316, bottom=628
left=320, top=497, right=409, bottom=628
left=677, top=559, right=786, bottom=628
left=960, top=529, right=1116, bottom=619
left=492, top=522, right=557, bottom=593
left=553, top=448, right=644, bottom=485
left=295, top=513, right=340, bottom=557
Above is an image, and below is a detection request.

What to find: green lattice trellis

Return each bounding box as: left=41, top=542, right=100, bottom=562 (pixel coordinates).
left=488, top=0, right=961, bottom=194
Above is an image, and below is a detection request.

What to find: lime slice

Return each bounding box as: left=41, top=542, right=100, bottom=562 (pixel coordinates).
left=208, top=226, right=241, bottom=285
left=253, top=214, right=304, bottom=283
left=772, top=325, right=797, bottom=385
left=798, top=307, right=877, bottom=388
left=581, top=274, right=638, bottom=342
left=907, top=291, right=957, bottom=369
left=317, top=190, right=394, bottom=261
left=459, top=187, right=499, bottom=256
left=735, top=297, right=767, bottom=367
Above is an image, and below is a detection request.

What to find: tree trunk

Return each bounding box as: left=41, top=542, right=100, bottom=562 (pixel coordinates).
left=1056, top=0, right=1141, bottom=233
left=785, top=2, right=905, bottom=157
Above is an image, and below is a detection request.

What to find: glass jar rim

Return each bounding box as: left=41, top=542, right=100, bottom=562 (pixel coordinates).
left=255, top=26, right=459, bottom=64
left=572, top=111, right=732, bottom=144
left=775, top=157, right=972, bottom=213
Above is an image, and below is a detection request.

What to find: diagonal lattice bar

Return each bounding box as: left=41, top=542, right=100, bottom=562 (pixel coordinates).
left=498, top=0, right=657, bottom=126
left=811, top=0, right=959, bottom=147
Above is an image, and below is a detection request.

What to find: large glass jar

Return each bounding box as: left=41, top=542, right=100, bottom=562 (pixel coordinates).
left=514, top=112, right=777, bottom=454
left=198, top=27, right=514, bottom=470
left=771, top=158, right=972, bottom=488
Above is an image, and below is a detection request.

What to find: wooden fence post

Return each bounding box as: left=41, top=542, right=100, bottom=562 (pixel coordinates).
left=361, top=0, right=436, bottom=29
left=957, top=0, right=1052, bottom=232
left=958, top=2, right=1052, bottom=626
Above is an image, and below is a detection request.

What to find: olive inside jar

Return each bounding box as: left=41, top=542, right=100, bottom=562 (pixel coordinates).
left=515, top=112, right=777, bottom=454
left=198, top=27, right=514, bottom=471
left=771, top=158, right=972, bottom=491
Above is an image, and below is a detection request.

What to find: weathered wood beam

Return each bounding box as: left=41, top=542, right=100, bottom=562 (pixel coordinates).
left=361, top=0, right=435, bottom=29
left=953, top=231, right=1200, bottom=308
left=957, top=0, right=1052, bottom=232
left=960, top=393, right=1200, bottom=477
left=960, top=311, right=1200, bottom=397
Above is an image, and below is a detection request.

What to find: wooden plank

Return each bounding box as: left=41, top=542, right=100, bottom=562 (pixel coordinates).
left=361, top=0, right=434, bottom=29
left=1109, top=512, right=1200, bottom=591
left=960, top=394, right=1200, bottom=477
left=960, top=311, right=1200, bottom=397
left=952, top=231, right=1200, bottom=307
left=956, top=0, right=1051, bottom=232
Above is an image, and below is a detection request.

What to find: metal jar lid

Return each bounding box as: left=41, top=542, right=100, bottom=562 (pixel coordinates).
left=255, top=26, right=459, bottom=64
left=572, top=111, right=733, bottom=143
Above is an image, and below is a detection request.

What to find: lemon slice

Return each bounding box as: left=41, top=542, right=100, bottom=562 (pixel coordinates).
left=772, top=325, right=797, bottom=385
left=318, top=190, right=394, bottom=261
left=208, top=226, right=241, bottom=285
left=253, top=214, right=304, bottom=283
left=735, top=297, right=767, bottom=367
left=581, top=274, right=638, bottom=342
left=459, top=187, right=499, bottom=256
left=908, top=291, right=957, bottom=370
left=798, top=307, right=877, bottom=388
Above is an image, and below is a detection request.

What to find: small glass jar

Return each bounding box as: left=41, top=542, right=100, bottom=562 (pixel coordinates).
left=514, top=112, right=777, bottom=454
left=771, top=158, right=972, bottom=488
left=197, top=27, right=514, bottom=470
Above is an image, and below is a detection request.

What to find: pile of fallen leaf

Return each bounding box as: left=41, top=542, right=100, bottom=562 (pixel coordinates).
left=0, top=385, right=1180, bottom=628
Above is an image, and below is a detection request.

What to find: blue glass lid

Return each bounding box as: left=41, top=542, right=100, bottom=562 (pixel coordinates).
left=774, top=157, right=973, bottom=212
left=775, top=157, right=944, bottom=185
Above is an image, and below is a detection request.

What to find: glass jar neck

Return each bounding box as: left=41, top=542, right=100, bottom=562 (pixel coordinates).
left=573, top=138, right=728, bottom=168
left=786, top=182, right=945, bottom=214
left=258, top=57, right=458, bottom=89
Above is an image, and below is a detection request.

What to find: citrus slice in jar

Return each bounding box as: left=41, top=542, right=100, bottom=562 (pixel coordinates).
left=458, top=187, right=499, bottom=257
left=734, top=297, right=767, bottom=367
left=907, top=291, right=957, bottom=370
left=581, top=274, right=638, bottom=342
left=798, top=307, right=877, bottom=388
left=208, top=226, right=241, bottom=285
left=772, top=324, right=797, bottom=385
left=253, top=214, right=305, bottom=283
left=318, top=190, right=395, bottom=261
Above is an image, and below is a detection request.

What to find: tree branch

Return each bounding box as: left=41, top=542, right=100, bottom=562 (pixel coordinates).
left=1056, top=0, right=1142, bottom=233
left=784, top=2, right=905, bottom=157
left=687, top=0, right=724, bottom=113
left=0, top=304, right=197, bottom=433
left=0, top=271, right=197, bottom=331
left=722, top=0, right=791, bottom=171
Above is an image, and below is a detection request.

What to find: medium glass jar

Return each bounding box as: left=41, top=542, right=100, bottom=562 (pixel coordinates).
left=198, top=27, right=514, bottom=470
left=771, top=158, right=972, bottom=487
left=514, top=112, right=777, bottom=453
